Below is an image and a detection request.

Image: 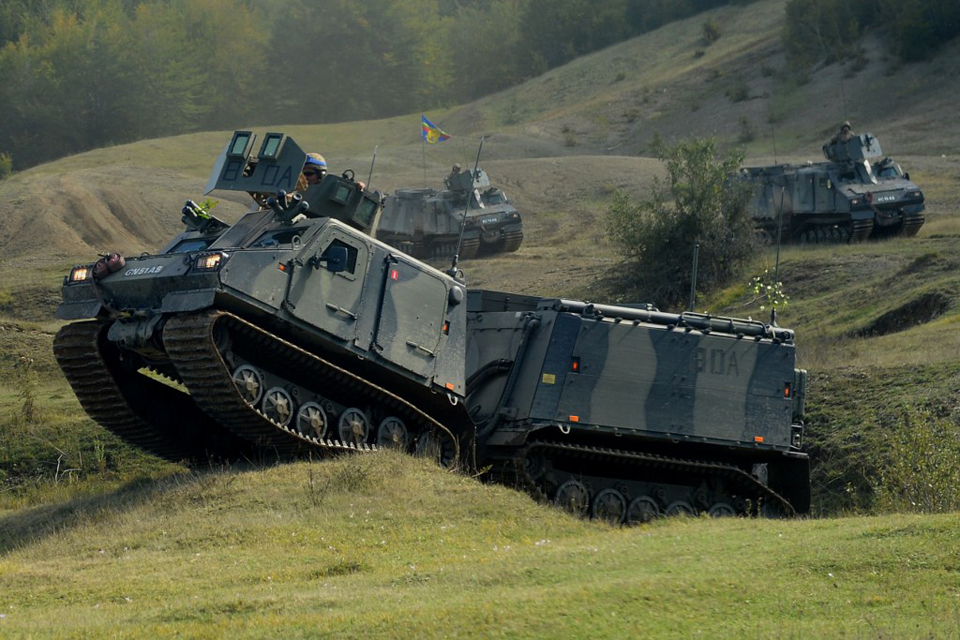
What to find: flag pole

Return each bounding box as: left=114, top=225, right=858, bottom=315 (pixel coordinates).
left=421, top=135, right=427, bottom=188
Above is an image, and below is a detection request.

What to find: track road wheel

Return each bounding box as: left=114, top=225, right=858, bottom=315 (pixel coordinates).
left=338, top=408, right=371, bottom=445
left=554, top=480, right=590, bottom=516
left=295, top=402, right=328, bottom=440
left=416, top=430, right=457, bottom=468
left=591, top=489, right=627, bottom=524
left=232, top=364, right=264, bottom=405
left=262, top=387, right=295, bottom=426
left=665, top=500, right=695, bottom=517
left=708, top=502, right=737, bottom=517
left=377, top=416, right=410, bottom=450
left=626, top=496, right=660, bottom=525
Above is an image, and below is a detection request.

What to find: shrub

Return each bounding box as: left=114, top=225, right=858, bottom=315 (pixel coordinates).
left=701, top=19, right=720, bottom=45
left=606, top=138, right=757, bottom=308
left=871, top=407, right=960, bottom=513
left=726, top=79, right=749, bottom=102
left=0, top=152, right=12, bottom=180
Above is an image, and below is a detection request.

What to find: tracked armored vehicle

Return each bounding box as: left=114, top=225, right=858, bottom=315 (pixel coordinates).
left=55, top=131, right=810, bottom=522
left=376, top=167, right=523, bottom=260
left=742, top=133, right=925, bottom=243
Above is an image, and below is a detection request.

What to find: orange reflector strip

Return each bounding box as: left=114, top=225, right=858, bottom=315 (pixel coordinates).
left=278, top=263, right=287, bottom=272
left=569, top=416, right=580, bottom=423
left=754, top=436, right=764, bottom=443
left=442, top=320, right=450, bottom=334
left=784, top=383, right=791, bottom=398
left=445, top=382, right=455, bottom=390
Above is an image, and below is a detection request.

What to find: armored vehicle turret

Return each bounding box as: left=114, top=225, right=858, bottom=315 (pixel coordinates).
left=742, top=134, right=925, bottom=243
left=54, top=131, right=810, bottom=522
left=376, top=166, right=523, bottom=260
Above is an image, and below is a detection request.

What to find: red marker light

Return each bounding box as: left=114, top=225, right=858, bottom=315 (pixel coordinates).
left=390, top=269, right=399, bottom=281
left=784, top=383, right=791, bottom=398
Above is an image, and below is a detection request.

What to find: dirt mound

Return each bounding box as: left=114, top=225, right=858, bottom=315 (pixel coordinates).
left=858, top=292, right=952, bottom=337
left=0, top=165, right=252, bottom=264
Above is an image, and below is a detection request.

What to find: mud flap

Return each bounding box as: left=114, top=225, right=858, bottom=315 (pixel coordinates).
left=768, top=455, right=811, bottom=515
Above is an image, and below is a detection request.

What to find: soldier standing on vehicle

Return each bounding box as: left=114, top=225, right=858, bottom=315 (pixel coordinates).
left=830, top=121, right=855, bottom=145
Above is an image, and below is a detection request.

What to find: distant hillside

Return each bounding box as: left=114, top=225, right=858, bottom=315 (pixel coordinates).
left=2, top=0, right=958, bottom=269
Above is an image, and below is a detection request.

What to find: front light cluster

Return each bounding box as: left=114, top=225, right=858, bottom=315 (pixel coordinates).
left=194, top=252, right=227, bottom=271
left=68, top=265, right=93, bottom=283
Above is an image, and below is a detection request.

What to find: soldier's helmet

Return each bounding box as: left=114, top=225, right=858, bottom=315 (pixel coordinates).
left=841, top=121, right=851, bottom=130
left=305, top=153, right=327, bottom=172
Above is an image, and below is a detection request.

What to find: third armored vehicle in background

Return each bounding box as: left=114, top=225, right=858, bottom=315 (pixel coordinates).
left=742, top=133, right=925, bottom=243
left=376, top=167, right=523, bottom=259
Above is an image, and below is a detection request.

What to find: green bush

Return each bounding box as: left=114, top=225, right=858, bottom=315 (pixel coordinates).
left=701, top=19, right=720, bottom=45
left=872, top=407, right=960, bottom=513
left=0, top=152, right=12, bottom=180
left=606, top=138, right=757, bottom=308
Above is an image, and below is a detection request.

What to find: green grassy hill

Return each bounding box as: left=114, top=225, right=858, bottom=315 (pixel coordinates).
left=2, top=452, right=959, bottom=638
left=3, top=0, right=960, bottom=634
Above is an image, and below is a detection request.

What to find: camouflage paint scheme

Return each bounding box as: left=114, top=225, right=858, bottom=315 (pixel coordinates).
left=742, top=134, right=925, bottom=243
left=56, top=131, right=810, bottom=517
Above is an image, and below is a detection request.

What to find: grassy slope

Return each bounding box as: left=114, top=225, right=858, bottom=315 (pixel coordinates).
left=2, top=453, right=959, bottom=639
left=2, top=0, right=960, bottom=634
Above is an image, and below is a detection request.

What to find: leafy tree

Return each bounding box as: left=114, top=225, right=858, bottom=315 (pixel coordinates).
left=782, top=0, right=860, bottom=70
left=606, top=138, right=756, bottom=309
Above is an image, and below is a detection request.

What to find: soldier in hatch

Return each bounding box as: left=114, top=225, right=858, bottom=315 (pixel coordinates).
left=829, top=121, right=855, bottom=145
left=297, top=152, right=327, bottom=191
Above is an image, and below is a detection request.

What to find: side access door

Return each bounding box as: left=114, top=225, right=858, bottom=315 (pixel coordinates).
left=285, top=228, right=371, bottom=342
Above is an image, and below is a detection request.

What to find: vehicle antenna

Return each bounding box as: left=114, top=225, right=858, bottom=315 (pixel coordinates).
left=768, top=65, right=778, bottom=164
left=772, top=184, right=786, bottom=326
left=447, top=136, right=484, bottom=279
left=770, top=119, right=779, bottom=165
left=839, top=78, right=848, bottom=124
left=689, top=242, right=700, bottom=312
left=367, top=145, right=378, bottom=189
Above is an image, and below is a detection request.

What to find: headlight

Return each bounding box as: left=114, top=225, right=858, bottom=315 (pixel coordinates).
left=195, top=252, right=227, bottom=271
left=68, top=265, right=93, bottom=283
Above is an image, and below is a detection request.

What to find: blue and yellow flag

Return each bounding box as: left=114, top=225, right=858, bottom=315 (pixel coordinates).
left=421, top=115, right=451, bottom=144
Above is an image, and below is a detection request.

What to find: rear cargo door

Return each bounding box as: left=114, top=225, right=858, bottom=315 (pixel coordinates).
left=374, top=257, right=448, bottom=378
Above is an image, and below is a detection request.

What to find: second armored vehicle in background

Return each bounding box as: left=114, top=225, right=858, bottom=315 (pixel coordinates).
left=376, top=167, right=523, bottom=259
left=742, top=133, right=925, bottom=243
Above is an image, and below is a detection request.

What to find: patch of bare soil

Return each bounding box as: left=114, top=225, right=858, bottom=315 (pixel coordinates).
left=857, top=291, right=952, bottom=337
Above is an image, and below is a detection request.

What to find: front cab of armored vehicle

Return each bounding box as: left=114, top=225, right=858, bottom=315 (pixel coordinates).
left=55, top=132, right=473, bottom=465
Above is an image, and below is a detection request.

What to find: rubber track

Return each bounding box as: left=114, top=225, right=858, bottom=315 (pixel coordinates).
left=902, top=213, right=925, bottom=238
left=500, top=229, right=523, bottom=253
left=521, top=439, right=797, bottom=516
left=850, top=219, right=874, bottom=243
left=162, top=310, right=462, bottom=460
left=53, top=321, right=244, bottom=463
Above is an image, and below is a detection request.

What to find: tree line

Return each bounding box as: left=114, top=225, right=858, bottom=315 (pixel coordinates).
left=1, top=0, right=956, bottom=172
left=0, top=0, right=744, bottom=171
left=783, top=0, right=960, bottom=69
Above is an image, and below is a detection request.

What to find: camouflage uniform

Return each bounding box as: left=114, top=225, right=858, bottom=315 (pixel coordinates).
left=830, top=121, right=855, bottom=145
